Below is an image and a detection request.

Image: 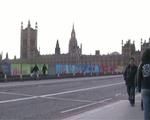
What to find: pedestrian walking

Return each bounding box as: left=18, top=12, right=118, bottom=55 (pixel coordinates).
left=123, top=57, right=137, bottom=106
left=31, top=64, right=39, bottom=79
left=137, top=48, right=150, bottom=120
left=42, top=64, right=47, bottom=75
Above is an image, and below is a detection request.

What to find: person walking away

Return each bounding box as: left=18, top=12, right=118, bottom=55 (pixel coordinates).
left=42, top=64, right=47, bottom=75
left=123, top=57, right=137, bottom=106
left=137, top=62, right=144, bottom=111
left=137, top=48, right=150, bottom=120
left=32, top=64, right=39, bottom=79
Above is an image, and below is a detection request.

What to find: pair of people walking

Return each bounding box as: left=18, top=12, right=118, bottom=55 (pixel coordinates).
left=31, top=64, right=47, bottom=79
left=124, top=48, right=150, bottom=120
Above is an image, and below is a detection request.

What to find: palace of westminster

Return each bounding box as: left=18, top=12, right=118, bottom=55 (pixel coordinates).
left=1, top=21, right=150, bottom=69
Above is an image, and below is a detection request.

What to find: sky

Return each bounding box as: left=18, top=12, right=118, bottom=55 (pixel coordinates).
left=0, top=0, right=150, bottom=59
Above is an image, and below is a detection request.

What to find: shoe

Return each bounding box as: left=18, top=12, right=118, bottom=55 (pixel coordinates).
left=131, top=103, right=134, bottom=106
left=141, top=100, right=144, bottom=111
left=130, top=99, right=135, bottom=107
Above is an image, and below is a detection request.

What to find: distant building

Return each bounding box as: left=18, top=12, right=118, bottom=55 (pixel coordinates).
left=69, top=24, right=82, bottom=56
left=20, top=20, right=39, bottom=59
left=6, top=21, right=150, bottom=75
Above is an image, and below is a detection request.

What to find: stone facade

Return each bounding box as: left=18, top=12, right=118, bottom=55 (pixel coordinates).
left=68, top=24, right=82, bottom=56
left=9, top=21, right=150, bottom=69
left=20, top=21, right=39, bottom=59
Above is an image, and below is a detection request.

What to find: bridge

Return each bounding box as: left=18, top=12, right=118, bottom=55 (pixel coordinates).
left=0, top=75, right=143, bottom=120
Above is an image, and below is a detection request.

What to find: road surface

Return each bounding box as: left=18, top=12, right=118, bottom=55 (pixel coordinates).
left=0, top=75, right=127, bottom=120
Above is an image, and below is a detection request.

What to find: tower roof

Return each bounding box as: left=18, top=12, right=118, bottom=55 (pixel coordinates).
left=71, top=24, right=75, bottom=36
left=72, top=24, right=75, bottom=32
left=56, top=40, right=60, bottom=48
left=55, top=40, right=60, bottom=54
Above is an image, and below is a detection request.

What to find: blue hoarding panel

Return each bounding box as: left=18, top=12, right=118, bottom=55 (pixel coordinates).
left=56, top=64, right=101, bottom=75
left=1, top=63, right=11, bottom=75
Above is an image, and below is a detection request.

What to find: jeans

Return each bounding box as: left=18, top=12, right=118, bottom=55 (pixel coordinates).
left=127, top=85, right=135, bottom=105
left=31, top=71, right=39, bottom=80
left=142, top=89, right=150, bottom=120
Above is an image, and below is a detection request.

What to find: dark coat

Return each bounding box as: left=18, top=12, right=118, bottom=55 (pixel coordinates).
left=42, top=65, right=47, bottom=75
left=32, top=65, right=39, bottom=73
left=137, top=62, right=150, bottom=91
left=123, top=64, right=137, bottom=86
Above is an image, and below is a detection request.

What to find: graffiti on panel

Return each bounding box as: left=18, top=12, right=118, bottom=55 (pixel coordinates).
left=56, top=64, right=100, bottom=75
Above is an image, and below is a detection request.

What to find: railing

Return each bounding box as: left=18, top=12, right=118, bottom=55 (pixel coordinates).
left=0, top=72, right=122, bottom=82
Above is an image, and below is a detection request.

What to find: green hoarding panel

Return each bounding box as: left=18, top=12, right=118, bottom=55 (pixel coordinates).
left=11, top=64, right=21, bottom=75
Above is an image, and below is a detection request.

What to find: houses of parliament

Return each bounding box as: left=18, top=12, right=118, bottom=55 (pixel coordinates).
left=1, top=21, right=150, bottom=75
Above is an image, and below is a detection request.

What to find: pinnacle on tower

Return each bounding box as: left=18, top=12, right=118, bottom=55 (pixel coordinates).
left=6, top=52, right=8, bottom=59
left=56, top=40, right=59, bottom=47
left=80, top=43, right=82, bottom=54
left=21, top=22, right=23, bottom=29
left=35, top=22, right=38, bottom=29
left=71, top=24, right=76, bottom=38
left=141, top=38, right=143, bottom=45
left=122, top=40, right=124, bottom=46
left=28, top=20, right=31, bottom=27
left=55, top=40, right=60, bottom=55
left=72, top=24, right=75, bottom=32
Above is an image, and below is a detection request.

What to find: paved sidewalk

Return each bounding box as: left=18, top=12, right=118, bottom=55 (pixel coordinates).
left=64, top=94, right=144, bottom=120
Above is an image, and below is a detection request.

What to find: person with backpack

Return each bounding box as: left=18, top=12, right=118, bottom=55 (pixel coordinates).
left=123, top=57, right=137, bottom=106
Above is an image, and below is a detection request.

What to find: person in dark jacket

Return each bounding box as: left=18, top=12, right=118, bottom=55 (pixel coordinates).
left=31, top=64, right=39, bottom=79
left=137, top=48, right=150, bottom=120
left=137, top=62, right=144, bottom=111
left=42, top=64, right=47, bottom=75
left=123, top=57, right=137, bottom=106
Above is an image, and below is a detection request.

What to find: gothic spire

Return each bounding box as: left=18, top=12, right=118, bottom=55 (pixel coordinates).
left=28, top=20, right=31, bottom=27
left=56, top=40, right=59, bottom=48
left=55, top=40, right=60, bottom=55
left=72, top=24, right=75, bottom=32
left=6, top=52, right=8, bottom=59
left=21, top=22, right=23, bottom=29
left=71, top=24, right=75, bottom=38
left=35, top=22, right=38, bottom=29
left=122, top=40, right=123, bottom=47
left=141, top=38, right=143, bottom=45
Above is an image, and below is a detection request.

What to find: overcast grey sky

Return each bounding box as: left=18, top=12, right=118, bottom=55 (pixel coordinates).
left=0, top=0, right=150, bottom=59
